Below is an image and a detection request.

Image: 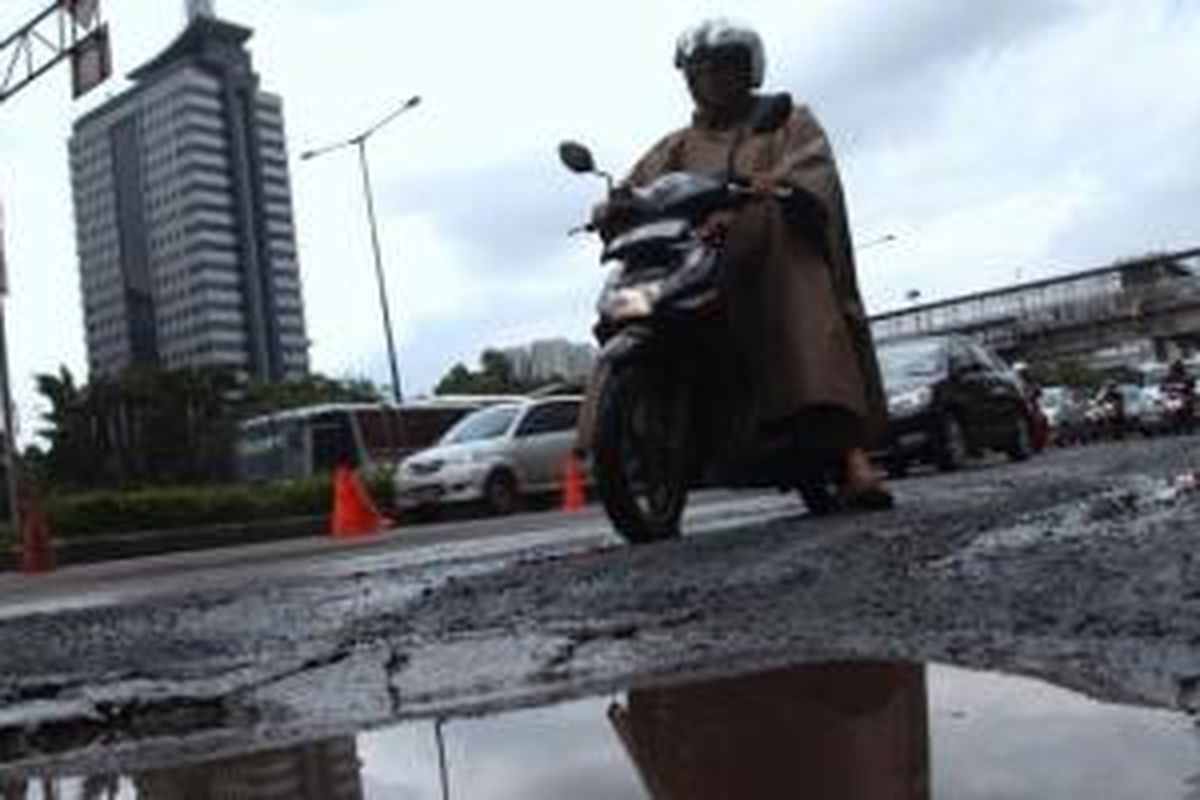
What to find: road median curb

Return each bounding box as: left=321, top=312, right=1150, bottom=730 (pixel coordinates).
left=0, top=515, right=325, bottom=572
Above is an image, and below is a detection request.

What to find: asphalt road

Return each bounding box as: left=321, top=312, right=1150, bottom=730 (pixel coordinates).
left=2, top=435, right=1199, bottom=777
left=0, top=487, right=788, bottom=617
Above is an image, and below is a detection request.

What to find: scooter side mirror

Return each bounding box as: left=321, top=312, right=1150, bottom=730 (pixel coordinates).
left=558, top=141, right=597, bottom=174
left=749, top=92, right=794, bottom=134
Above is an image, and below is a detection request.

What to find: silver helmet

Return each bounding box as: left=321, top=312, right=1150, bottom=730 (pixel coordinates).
left=674, top=18, right=766, bottom=88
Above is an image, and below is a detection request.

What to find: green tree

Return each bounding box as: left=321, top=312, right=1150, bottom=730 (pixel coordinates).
left=434, top=363, right=477, bottom=394
left=34, top=366, right=100, bottom=487
left=480, top=349, right=514, bottom=387
left=236, top=374, right=381, bottom=419
left=435, top=349, right=544, bottom=395
left=34, top=365, right=240, bottom=489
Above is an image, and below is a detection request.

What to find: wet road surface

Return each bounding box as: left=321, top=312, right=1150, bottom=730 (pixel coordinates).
left=1, top=435, right=1199, bottom=785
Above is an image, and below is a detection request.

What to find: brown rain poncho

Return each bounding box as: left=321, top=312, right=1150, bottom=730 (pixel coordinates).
left=623, top=103, right=887, bottom=444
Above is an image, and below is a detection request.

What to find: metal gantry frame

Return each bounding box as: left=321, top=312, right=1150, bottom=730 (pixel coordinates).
left=0, top=0, right=112, bottom=537
left=0, top=0, right=109, bottom=104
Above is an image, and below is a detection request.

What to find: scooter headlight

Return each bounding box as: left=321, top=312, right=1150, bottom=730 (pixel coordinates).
left=601, top=279, right=664, bottom=321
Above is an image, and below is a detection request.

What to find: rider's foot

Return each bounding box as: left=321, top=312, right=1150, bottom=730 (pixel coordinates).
left=840, top=447, right=894, bottom=511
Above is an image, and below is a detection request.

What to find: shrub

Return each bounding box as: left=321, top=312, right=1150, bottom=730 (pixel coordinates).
left=0, top=470, right=396, bottom=544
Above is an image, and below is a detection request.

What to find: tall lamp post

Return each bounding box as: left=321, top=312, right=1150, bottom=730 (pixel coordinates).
left=0, top=198, right=19, bottom=536
left=301, top=95, right=421, bottom=405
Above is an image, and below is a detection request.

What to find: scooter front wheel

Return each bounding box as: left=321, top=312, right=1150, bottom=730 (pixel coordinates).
left=594, top=366, right=689, bottom=544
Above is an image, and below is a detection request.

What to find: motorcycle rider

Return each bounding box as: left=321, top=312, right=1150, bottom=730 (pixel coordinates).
left=1163, top=358, right=1195, bottom=393
left=1162, top=358, right=1196, bottom=432
left=1094, top=380, right=1127, bottom=439
left=594, top=18, right=891, bottom=509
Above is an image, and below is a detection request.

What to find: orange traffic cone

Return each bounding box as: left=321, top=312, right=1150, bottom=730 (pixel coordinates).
left=330, top=465, right=388, bottom=538
left=20, top=490, right=56, bottom=575
left=561, top=452, right=587, bottom=513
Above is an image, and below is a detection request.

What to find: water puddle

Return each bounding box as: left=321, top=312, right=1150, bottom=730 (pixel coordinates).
left=3, top=660, right=1197, bottom=798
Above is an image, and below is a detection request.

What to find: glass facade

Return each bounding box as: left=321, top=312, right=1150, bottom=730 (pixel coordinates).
left=69, top=16, right=309, bottom=382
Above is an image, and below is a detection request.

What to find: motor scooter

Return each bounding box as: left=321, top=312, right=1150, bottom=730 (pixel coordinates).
left=559, top=94, right=841, bottom=544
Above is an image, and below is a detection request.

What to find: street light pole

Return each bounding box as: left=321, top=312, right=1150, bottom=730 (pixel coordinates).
left=302, top=95, right=421, bottom=405
left=0, top=296, right=19, bottom=538
left=0, top=198, right=18, bottom=539
left=355, top=138, right=403, bottom=405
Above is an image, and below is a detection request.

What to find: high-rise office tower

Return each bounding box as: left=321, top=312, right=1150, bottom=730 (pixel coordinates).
left=69, top=2, right=308, bottom=381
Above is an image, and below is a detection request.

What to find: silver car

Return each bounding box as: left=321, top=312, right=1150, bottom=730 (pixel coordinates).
left=394, top=396, right=587, bottom=515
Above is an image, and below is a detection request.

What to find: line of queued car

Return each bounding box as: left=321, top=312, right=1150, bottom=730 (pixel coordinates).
left=1036, top=369, right=1197, bottom=445
left=874, top=334, right=1200, bottom=474
left=874, top=334, right=1040, bottom=477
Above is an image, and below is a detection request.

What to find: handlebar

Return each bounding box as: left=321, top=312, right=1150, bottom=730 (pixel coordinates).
left=567, top=182, right=794, bottom=236
left=728, top=183, right=794, bottom=201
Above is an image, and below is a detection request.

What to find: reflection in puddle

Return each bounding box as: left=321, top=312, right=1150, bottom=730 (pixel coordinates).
left=612, top=662, right=929, bottom=798
left=1, top=739, right=363, bottom=799
left=136, top=738, right=362, bottom=798
left=7, top=662, right=1199, bottom=799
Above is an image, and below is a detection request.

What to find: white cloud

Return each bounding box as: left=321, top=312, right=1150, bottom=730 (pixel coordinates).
left=835, top=2, right=1200, bottom=309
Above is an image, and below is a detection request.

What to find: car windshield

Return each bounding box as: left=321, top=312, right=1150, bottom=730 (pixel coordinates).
left=438, top=404, right=520, bottom=444
left=878, top=339, right=946, bottom=385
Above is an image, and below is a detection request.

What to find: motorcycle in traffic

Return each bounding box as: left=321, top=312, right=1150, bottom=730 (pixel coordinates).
left=560, top=93, right=841, bottom=545
left=1084, top=384, right=1128, bottom=441
left=1160, top=380, right=1196, bottom=435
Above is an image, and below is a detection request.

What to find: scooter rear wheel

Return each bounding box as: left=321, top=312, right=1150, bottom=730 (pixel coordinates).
left=594, top=366, right=689, bottom=544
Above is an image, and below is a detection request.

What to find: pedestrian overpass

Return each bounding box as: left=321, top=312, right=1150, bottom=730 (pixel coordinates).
left=870, top=247, right=1200, bottom=366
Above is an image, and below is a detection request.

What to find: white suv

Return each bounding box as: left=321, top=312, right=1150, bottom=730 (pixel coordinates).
left=394, top=396, right=586, bottom=515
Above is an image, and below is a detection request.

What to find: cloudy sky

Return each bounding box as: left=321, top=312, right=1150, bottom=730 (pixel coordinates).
left=0, top=0, right=1197, bottom=440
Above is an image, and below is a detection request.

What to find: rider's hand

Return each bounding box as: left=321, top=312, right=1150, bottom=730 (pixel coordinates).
left=749, top=172, right=781, bottom=197
left=736, top=170, right=783, bottom=198
left=696, top=209, right=737, bottom=246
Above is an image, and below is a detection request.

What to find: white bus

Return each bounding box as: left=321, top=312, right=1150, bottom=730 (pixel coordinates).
left=235, top=397, right=518, bottom=482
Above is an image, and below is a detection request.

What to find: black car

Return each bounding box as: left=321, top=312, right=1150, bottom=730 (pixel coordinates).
left=877, top=335, right=1035, bottom=475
